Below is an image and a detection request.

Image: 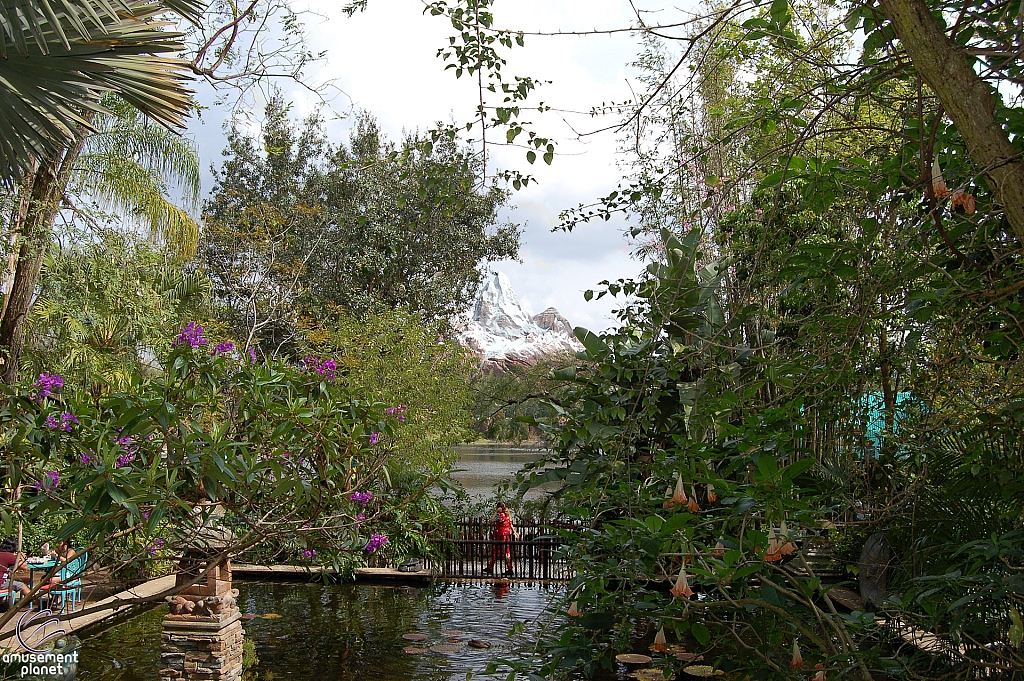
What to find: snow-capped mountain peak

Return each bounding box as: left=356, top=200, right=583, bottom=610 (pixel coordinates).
left=457, top=271, right=583, bottom=371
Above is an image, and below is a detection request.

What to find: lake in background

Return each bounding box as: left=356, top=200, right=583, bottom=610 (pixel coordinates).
left=449, top=444, right=558, bottom=501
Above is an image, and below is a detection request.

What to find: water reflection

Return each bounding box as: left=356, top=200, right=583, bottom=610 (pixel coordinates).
left=449, top=444, right=560, bottom=501
left=78, top=581, right=563, bottom=681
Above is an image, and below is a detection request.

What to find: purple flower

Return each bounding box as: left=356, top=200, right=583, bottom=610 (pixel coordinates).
left=357, top=513, right=365, bottom=521
left=146, top=545, right=157, bottom=556
left=143, top=511, right=150, bottom=520
left=302, top=355, right=337, bottom=381
left=117, top=435, right=132, bottom=446
left=32, top=373, right=64, bottom=401
left=365, top=533, right=389, bottom=553
left=79, top=450, right=94, bottom=465
left=44, top=415, right=60, bottom=429
left=386, top=405, right=407, bottom=422
left=116, top=452, right=135, bottom=468
left=350, top=491, right=373, bottom=506
left=172, top=322, right=208, bottom=349
left=248, top=347, right=257, bottom=362
left=155, top=538, right=166, bottom=548
left=369, top=432, right=379, bottom=445
left=33, top=470, right=59, bottom=491
left=61, top=413, right=78, bottom=432
left=212, top=341, right=235, bottom=356
left=301, top=549, right=317, bottom=559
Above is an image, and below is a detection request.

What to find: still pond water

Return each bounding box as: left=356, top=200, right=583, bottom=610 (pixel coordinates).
left=79, top=448, right=591, bottom=681
left=448, top=444, right=556, bottom=501
left=79, top=581, right=563, bottom=681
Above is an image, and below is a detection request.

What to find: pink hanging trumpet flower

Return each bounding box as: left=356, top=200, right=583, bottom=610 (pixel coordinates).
left=651, top=626, right=668, bottom=652
left=706, top=483, right=717, bottom=503
left=687, top=486, right=700, bottom=512
left=712, top=540, right=726, bottom=559
left=813, top=663, right=826, bottom=681
left=670, top=564, right=694, bottom=599
left=672, top=475, right=688, bottom=505
left=790, top=640, right=804, bottom=668
left=567, top=601, right=581, bottom=617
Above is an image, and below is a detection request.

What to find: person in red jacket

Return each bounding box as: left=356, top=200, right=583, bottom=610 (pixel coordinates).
left=482, top=502, right=518, bottom=576
left=0, top=537, right=30, bottom=599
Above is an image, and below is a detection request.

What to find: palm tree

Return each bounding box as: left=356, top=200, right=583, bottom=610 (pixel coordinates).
left=0, top=0, right=204, bottom=187
left=73, top=95, right=202, bottom=257
left=28, top=231, right=209, bottom=389
left=0, top=92, right=202, bottom=382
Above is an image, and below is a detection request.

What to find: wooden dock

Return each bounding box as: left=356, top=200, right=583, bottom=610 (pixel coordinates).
left=0, top=575, right=176, bottom=652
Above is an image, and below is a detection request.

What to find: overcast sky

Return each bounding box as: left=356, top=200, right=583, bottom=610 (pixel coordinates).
left=189, top=1, right=660, bottom=332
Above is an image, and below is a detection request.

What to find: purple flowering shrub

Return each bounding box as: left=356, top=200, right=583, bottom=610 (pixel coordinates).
left=0, top=322, right=426, bottom=617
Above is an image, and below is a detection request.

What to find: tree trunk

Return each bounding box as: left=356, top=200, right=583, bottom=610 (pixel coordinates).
left=0, top=135, right=88, bottom=383
left=878, top=0, right=1024, bottom=243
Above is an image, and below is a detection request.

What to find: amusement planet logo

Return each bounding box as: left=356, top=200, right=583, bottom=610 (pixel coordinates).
left=1, top=609, right=76, bottom=678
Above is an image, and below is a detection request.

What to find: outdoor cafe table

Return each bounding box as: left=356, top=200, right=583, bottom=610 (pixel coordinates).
left=25, top=558, right=57, bottom=588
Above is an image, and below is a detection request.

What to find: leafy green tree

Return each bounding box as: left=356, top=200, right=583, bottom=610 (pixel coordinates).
left=307, top=308, right=476, bottom=468
left=201, top=95, right=520, bottom=353
left=0, top=94, right=202, bottom=384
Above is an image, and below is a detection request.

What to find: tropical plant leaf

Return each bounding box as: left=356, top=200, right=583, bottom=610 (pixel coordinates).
left=0, top=0, right=202, bottom=186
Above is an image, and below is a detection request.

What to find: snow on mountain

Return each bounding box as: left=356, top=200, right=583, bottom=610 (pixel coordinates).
left=456, top=271, right=583, bottom=371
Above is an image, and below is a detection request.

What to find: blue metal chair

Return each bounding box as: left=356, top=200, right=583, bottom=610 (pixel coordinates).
left=37, top=551, right=87, bottom=614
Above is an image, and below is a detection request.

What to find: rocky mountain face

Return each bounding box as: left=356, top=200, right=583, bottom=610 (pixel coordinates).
left=456, top=271, right=582, bottom=372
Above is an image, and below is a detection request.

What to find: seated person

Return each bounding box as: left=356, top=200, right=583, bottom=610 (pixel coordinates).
left=0, top=537, right=31, bottom=598
left=43, top=541, right=78, bottom=587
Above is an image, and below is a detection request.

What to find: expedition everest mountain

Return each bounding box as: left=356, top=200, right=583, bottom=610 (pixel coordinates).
left=456, top=271, right=583, bottom=372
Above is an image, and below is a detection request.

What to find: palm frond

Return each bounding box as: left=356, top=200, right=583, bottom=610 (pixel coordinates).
left=0, top=0, right=201, bottom=186
left=74, top=153, right=200, bottom=255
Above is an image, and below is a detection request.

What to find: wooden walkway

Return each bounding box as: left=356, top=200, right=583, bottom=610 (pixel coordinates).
left=0, top=575, right=175, bottom=652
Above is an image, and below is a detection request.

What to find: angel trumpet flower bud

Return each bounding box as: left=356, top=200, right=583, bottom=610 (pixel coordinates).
left=663, top=486, right=675, bottom=509
left=672, top=475, right=688, bottom=505
left=712, top=540, right=725, bottom=558
left=790, top=640, right=804, bottom=668
left=706, top=483, right=717, bottom=503
left=670, top=564, right=695, bottom=599
left=652, top=626, right=668, bottom=652
left=567, top=601, right=581, bottom=617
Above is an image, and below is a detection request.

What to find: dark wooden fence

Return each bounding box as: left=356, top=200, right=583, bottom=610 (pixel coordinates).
left=434, top=517, right=580, bottom=580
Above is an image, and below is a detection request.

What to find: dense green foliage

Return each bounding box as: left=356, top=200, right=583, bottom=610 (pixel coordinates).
left=25, top=231, right=208, bottom=390
left=1, top=329, right=416, bottom=624
left=492, top=0, right=1024, bottom=678
left=307, top=308, right=476, bottom=467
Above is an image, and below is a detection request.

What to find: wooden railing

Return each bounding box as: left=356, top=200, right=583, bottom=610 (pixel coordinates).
left=431, top=517, right=581, bottom=580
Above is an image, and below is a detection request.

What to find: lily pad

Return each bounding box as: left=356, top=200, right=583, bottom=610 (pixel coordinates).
left=630, top=670, right=675, bottom=681
left=402, top=646, right=429, bottom=654
left=430, top=643, right=464, bottom=654
left=683, top=665, right=725, bottom=677
left=402, top=633, right=429, bottom=641
left=616, top=653, right=653, bottom=665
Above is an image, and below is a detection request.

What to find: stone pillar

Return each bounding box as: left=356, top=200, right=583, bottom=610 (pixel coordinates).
left=160, top=554, right=244, bottom=681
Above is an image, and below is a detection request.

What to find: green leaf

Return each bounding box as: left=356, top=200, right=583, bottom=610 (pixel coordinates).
left=691, top=622, right=711, bottom=646
left=574, top=327, right=609, bottom=358
left=56, top=516, right=89, bottom=541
